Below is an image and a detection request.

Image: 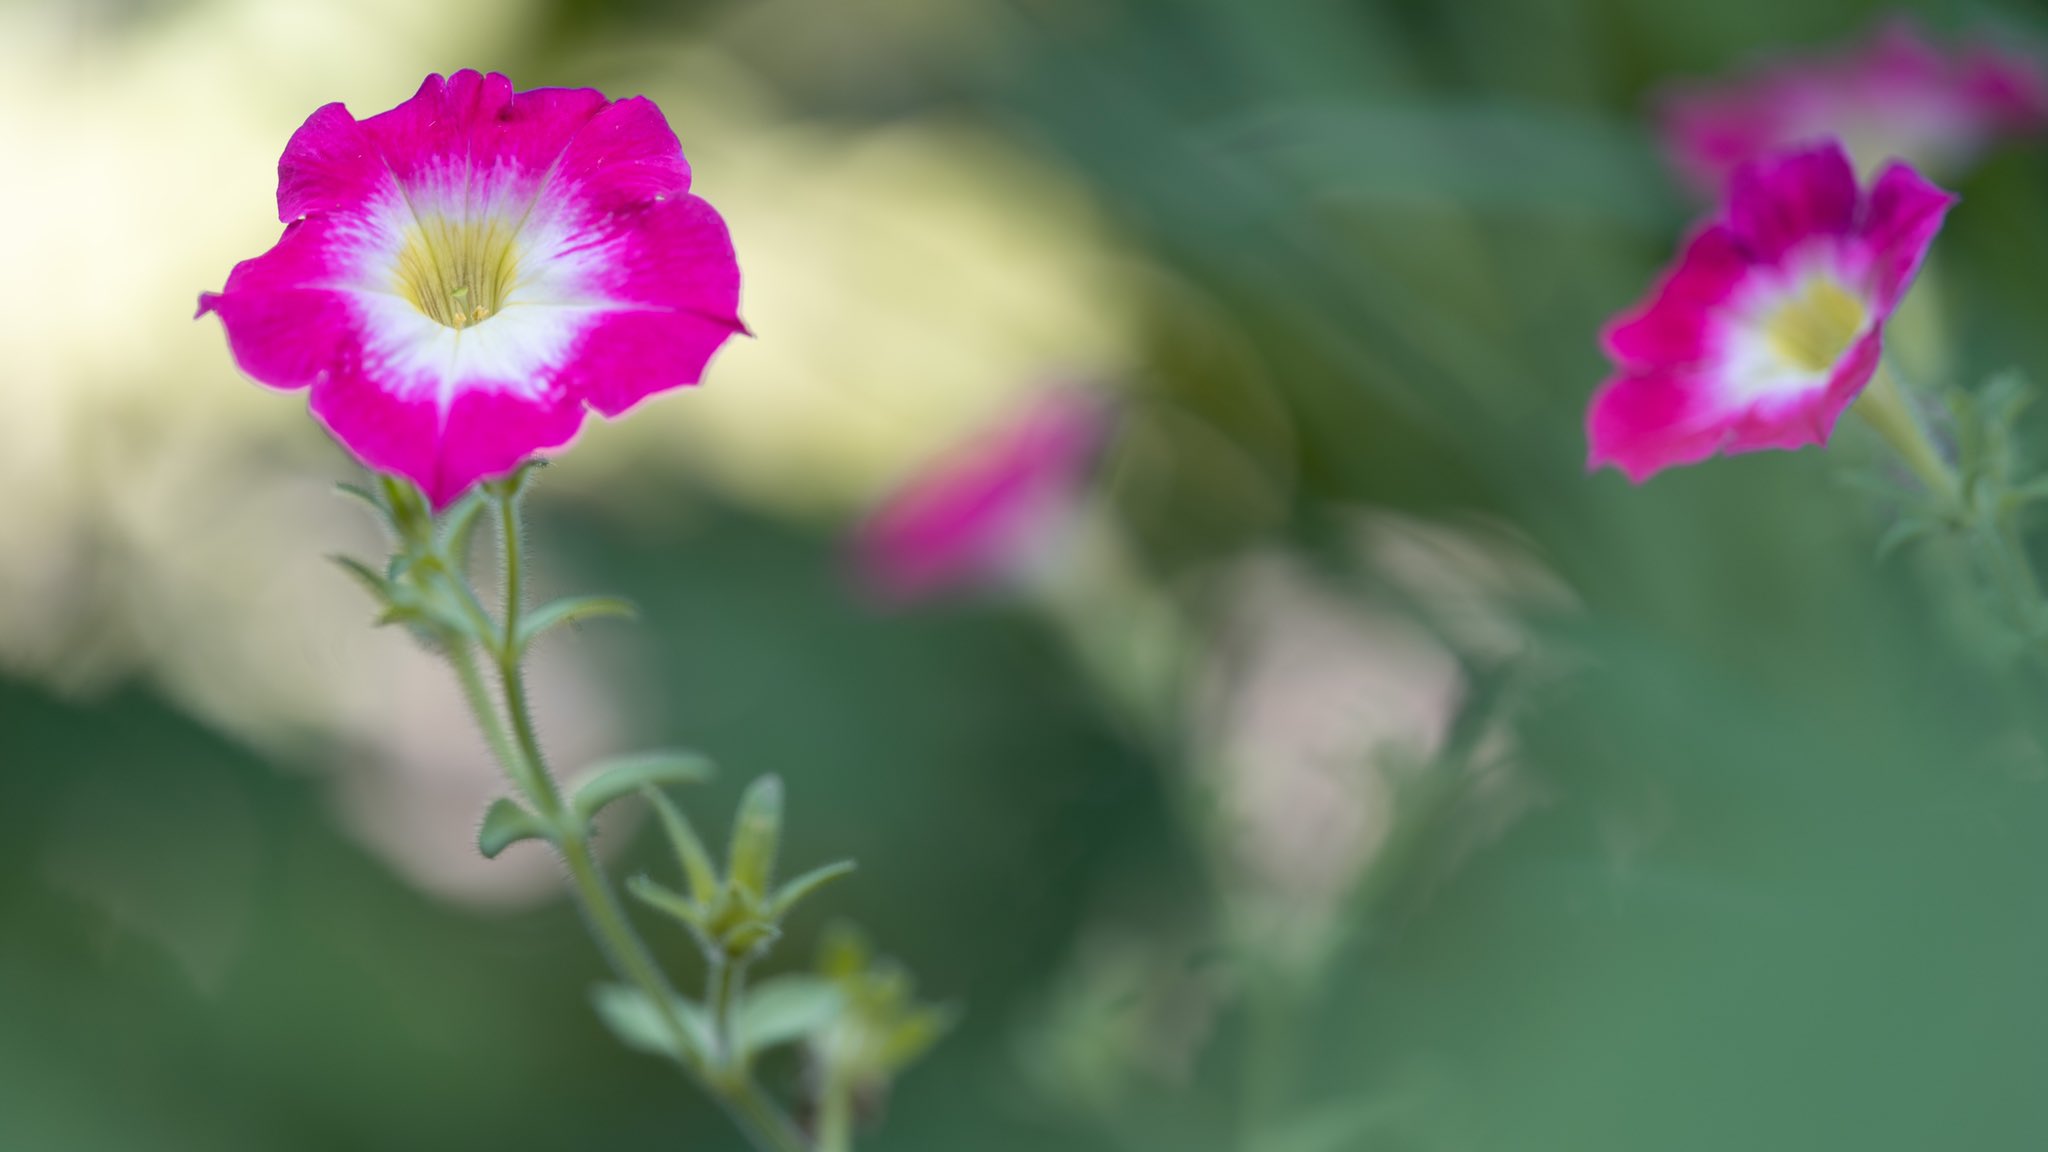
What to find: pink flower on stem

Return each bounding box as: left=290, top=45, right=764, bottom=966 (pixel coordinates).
left=200, top=71, right=744, bottom=507
left=1661, top=18, right=2048, bottom=193
left=857, top=388, right=1111, bottom=602
left=1587, top=141, right=1954, bottom=482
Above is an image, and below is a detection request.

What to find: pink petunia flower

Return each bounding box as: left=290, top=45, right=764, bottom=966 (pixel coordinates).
left=857, top=388, right=1111, bottom=602
left=1660, top=18, right=2048, bottom=193
left=200, top=71, right=744, bottom=507
left=1587, top=141, right=1954, bottom=482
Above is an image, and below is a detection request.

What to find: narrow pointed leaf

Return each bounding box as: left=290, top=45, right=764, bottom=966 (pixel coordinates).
left=880, top=1002, right=960, bottom=1069
left=1875, top=518, right=1937, bottom=561
left=478, top=797, right=551, bottom=858
left=591, top=984, right=713, bottom=1064
left=516, top=596, right=638, bottom=654
left=727, top=775, right=784, bottom=901
left=570, top=752, right=716, bottom=825
left=736, top=976, right=843, bottom=1056
left=771, top=859, right=857, bottom=919
left=329, top=554, right=391, bottom=601
left=646, top=788, right=722, bottom=906
left=627, top=874, right=707, bottom=928
left=335, top=482, right=394, bottom=530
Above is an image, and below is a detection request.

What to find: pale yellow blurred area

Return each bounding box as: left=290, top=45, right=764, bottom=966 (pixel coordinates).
left=0, top=0, right=1135, bottom=904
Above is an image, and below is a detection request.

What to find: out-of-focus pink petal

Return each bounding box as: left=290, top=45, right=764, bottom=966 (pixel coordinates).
left=1726, top=142, right=1858, bottom=261
left=1585, top=372, right=1727, bottom=483
left=1602, top=223, right=1747, bottom=370
left=1859, top=161, right=1958, bottom=307
left=858, top=389, right=1109, bottom=600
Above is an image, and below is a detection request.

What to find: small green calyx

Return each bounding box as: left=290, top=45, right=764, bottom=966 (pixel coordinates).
left=629, top=775, right=854, bottom=964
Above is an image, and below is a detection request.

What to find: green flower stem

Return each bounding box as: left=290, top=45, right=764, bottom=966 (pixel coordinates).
left=445, top=487, right=811, bottom=1152
left=815, top=1066, right=855, bottom=1152
left=1855, top=365, right=1957, bottom=501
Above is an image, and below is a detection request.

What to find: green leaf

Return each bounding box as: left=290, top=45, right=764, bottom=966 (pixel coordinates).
left=477, top=797, right=551, bottom=858
left=435, top=491, right=490, bottom=574
left=726, top=775, right=784, bottom=901
left=646, top=788, right=722, bottom=906
left=736, top=976, right=843, bottom=1055
left=1876, top=518, right=1939, bottom=561
left=770, top=859, right=857, bottom=919
left=569, top=751, right=716, bottom=825
left=627, top=874, right=706, bottom=929
left=590, top=984, right=712, bottom=1064
left=515, top=596, right=638, bottom=654
left=880, top=1002, right=959, bottom=1070
left=329, top=554, right=391, bottom=602
left=335, top=482, right=394, bottom=530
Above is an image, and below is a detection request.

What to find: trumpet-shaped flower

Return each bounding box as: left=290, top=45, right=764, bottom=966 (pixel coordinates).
left=1587, top=142, right=1953, bottom=482
left=1661, top=19, right=2047, bottom=193
left=857, top=388, right=1110, bottom=601
left=200, top=71, right=743, bottom=506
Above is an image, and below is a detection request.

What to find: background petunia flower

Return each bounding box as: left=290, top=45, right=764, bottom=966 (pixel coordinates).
left=200, top=70, right=744, bottom=507
left=1659, top=18, right=2048, bottom=193
left=856, top=386, right=1111, bottom=602
left=1587, top=141, right=1954, bottom=482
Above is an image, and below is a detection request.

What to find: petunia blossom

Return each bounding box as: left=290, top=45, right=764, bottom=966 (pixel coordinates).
left=1587, top=141, right=1954, bottom=482
left=856, top=387, right=1111, bottom=602
left=200, top=71, right=744, bottom=507
left=1660, top=18, right=2047, bottom=194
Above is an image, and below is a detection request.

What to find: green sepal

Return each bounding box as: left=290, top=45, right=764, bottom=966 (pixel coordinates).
left=590, top=984, right=713, bottom=1064
left=1875, top=517, right=1941, bottom=561
left=435, top=491, right=490, bottom=574
left=334, top=482, right=394, bottom=531
left=627, top=874, right=707, bottom=929
left=329, top=554, right=391, bottom=601
left=646, top=788, right=722, bottom=906
left=478, top=797, right=552, bottom=858
left=879, top=1001, right=960, bottom=1069
left=726, top=775, right=784, bottom=901
left=515, top=596, right=637, bottom=655
left=378, top=474, right=434, bottom=547
left=736, top=975, right=842, bottom=1056
left=770, top=859, right=857, bottom=920
left=569, top=751, right=715, bottom=826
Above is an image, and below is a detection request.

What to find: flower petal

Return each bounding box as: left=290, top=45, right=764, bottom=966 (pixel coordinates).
left=563, top=193, right=745, bottom=418
left=195, top=216, right=357, bottom=391
left=1585, top=371, right=1728, bottom=482
left=1858, top=161, right=1958, bottom=308
left=1602, top=223, right=1748, bottom=370
left=1726, top=141, right=1859, bottom=261
left=555, top=96, right=695, bottom=215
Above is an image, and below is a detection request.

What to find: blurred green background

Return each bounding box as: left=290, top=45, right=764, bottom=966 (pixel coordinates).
left=8, top=0, right=2048, bottom=1148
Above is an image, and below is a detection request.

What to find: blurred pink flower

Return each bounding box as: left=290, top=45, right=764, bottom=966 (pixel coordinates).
left=856, top=387, right=1110, bottom=601
left=1661, top=18, right=2048, bottom=193
left=200, top=70, right=744, bottom=507
left=1588, top=141, right=1953, bottom=482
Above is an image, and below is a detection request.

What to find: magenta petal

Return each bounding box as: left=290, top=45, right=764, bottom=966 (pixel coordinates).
left=1586, top=372, right=1727, bottom=483
left=571, top=194, right=745, bottom=418
left=277, top=103, right=387, bottom=221
left=1726, top=142, right=1858, bottom=261
left=1603, top=223, right=1747, bottom=370
left=356, top=71, right=612, bottom=191
left=556, top=96, right=695, bottom=215
left=1859, top=161, right=1959, bottom=307
left=196, top=217, right=356, bottom=391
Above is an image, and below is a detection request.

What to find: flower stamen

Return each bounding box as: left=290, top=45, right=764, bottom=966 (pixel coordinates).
left=393, top=213, right=522, bottom=330
left=1762, top=276, right=1868, bottom=374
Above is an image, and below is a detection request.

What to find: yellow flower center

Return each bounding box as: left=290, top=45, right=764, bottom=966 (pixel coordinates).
left=1761, top=276, right=1868, bottom=375
left=393, top=214, right=522, bottom=330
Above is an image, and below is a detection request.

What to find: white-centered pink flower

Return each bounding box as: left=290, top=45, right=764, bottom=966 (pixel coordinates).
left=1588, top=141, right=1954, bottom=482
left=200, top=71, right=744, bottom=506
left=1661, top=18, right=2048, bottom=192
left=856, top=387, right=1110, bottom=602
